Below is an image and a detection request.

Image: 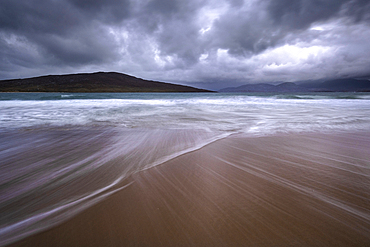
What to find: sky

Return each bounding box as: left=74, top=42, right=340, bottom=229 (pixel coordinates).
left=1, top=0, right=370, bottom=90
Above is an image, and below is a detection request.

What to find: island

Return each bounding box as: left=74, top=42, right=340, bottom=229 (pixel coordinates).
left=0, top=72, right=212, bottom=93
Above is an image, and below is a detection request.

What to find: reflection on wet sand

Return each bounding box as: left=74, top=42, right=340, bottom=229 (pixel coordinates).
left=11, top=132, right=370, bottom=246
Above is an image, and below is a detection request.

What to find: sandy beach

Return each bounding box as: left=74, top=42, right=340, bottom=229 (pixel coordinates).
left=9, top=132, right=370, bottom=246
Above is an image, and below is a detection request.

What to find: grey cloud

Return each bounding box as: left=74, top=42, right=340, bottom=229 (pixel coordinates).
left=35, top=27, right=121, bottom=65
left=0, top=0, right=130, bottom=38
left=0, top=0, right=132, bottom=74
left=0, top=0, right=369, bottom=88
left=134, top=0, right=205, bottom=32
left=266, top=0, right=370, bottom=30
left=207, top=0, right=370, bottom=58
left=266, top=0, right=347, bottom=29
left=209, top=8, right=280, bottom=56
left=154, top=20, right=203, bottom=66
left=133, top=0, right=208, bottom=65
left=145, top=0, right=182, bottom=16
left=0, top=0, right=204, bottom=73
left=67, top=0, right=131, bottom=23
left=0, top=0, right=80, bottom=35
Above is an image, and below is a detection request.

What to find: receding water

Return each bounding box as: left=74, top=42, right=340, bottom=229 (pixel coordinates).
left=1, top=92, right=370, bottom=246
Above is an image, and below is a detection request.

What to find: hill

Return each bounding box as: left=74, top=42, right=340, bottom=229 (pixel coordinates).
left=0, top=72, right=212, bottom=93
left=219, top=82, right=307, bottom=92
left=219, top=78, right=370, bottom=92
left=300, top=78, right=370, bottom=92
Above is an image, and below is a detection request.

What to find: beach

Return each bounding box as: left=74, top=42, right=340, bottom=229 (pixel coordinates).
left=9, top=131, right=370, bottom=247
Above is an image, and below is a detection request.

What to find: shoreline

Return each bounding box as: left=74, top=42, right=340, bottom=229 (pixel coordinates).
left=7, top=131, right=370, bottom=246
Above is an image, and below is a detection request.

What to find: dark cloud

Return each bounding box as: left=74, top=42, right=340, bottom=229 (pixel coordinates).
left=67, top=0, right=131, bottom=23
left=209, top=6, right=280, bottom=56
left=1, top=1, right=84, bottom=35
left=0, top=0, right=369, bottom=89
left=208, top=0, right=370, bottom=57
left=133, top=0, right=208, bottom=66
left=145, top=0, right=181, bottom=16
left=0, top=0, right=130, bottom=72
left=267, top=0, right=370, bottom=28
left=267, top=0, right=346, bottom=29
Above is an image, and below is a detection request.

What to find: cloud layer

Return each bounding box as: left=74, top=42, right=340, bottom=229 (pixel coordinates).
left=1, top=0, right=370, bottom=89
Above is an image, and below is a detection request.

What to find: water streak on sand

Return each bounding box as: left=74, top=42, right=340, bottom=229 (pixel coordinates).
left=1, top=92, right=370, bottom=246
left=0, top=179, right=133, bottom=247
left=214, top=155, right=370, bottom=229
left=0, top=127, right=229, bottom=246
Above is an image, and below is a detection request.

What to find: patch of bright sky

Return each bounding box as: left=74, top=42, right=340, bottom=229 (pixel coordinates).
left=2, top=33, right=36, bottom=52
left=1, top=33, right=44, bottom=64
left=216, top=48, right=229, bottom=60
left=310, top=26, right=325, bottom=31
left=309, top=18, right=347, bottom=32
left=198, top=2, right=228, bottom=34
left=154, top=48, right=175, bottom=68
left=264, top=44, right=331, bottom=65
left=108, top=27, right=129, bottom=54
left=153, top=48, right=164, bottom=67
left=212, top=43, right=332, bottom=76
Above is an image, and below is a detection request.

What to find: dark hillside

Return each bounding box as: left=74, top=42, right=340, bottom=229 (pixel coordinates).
left=0, top=72, right=212, bottom=92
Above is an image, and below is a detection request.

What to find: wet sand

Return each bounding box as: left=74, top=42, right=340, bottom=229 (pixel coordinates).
left=9, top=132, right=370, bottom=246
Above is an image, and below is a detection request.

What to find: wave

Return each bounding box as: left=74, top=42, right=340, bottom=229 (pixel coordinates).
left=1, top=92, right=370, bottom=101
left=2, top=96, right=370, bottom=134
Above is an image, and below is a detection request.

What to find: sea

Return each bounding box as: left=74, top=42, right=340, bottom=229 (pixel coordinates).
left=1, top=92, right=370, bottom=246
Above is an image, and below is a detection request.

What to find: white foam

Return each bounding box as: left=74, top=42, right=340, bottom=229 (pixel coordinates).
left=1, top=93, right=370, bottom=134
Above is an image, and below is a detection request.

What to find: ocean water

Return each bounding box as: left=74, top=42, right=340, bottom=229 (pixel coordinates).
left=1, top=92, right=370, bottom=245
left=1, top=92, right=370, bottom=133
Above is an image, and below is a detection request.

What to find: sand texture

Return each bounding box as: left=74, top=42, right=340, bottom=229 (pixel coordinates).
left=10, top=132, right=370, bottom=246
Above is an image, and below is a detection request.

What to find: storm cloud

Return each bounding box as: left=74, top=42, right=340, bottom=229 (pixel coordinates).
left=1, top=0, right=369, bottom=89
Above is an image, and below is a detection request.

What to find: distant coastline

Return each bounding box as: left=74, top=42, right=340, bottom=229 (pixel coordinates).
left=0, top=72, right=213, bottom=93
left=2, top=72, right=370, bottom=93
left=219, top=78, right=370, bottom=93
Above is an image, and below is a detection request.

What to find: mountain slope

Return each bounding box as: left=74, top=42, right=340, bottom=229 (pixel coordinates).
left=301, top=79, right=370, bottom=92
left=0, top=72, right=212, bottom=92
left=219, top=79, right=370, bottom=92
left=219, top=82, right=308, bottom=92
